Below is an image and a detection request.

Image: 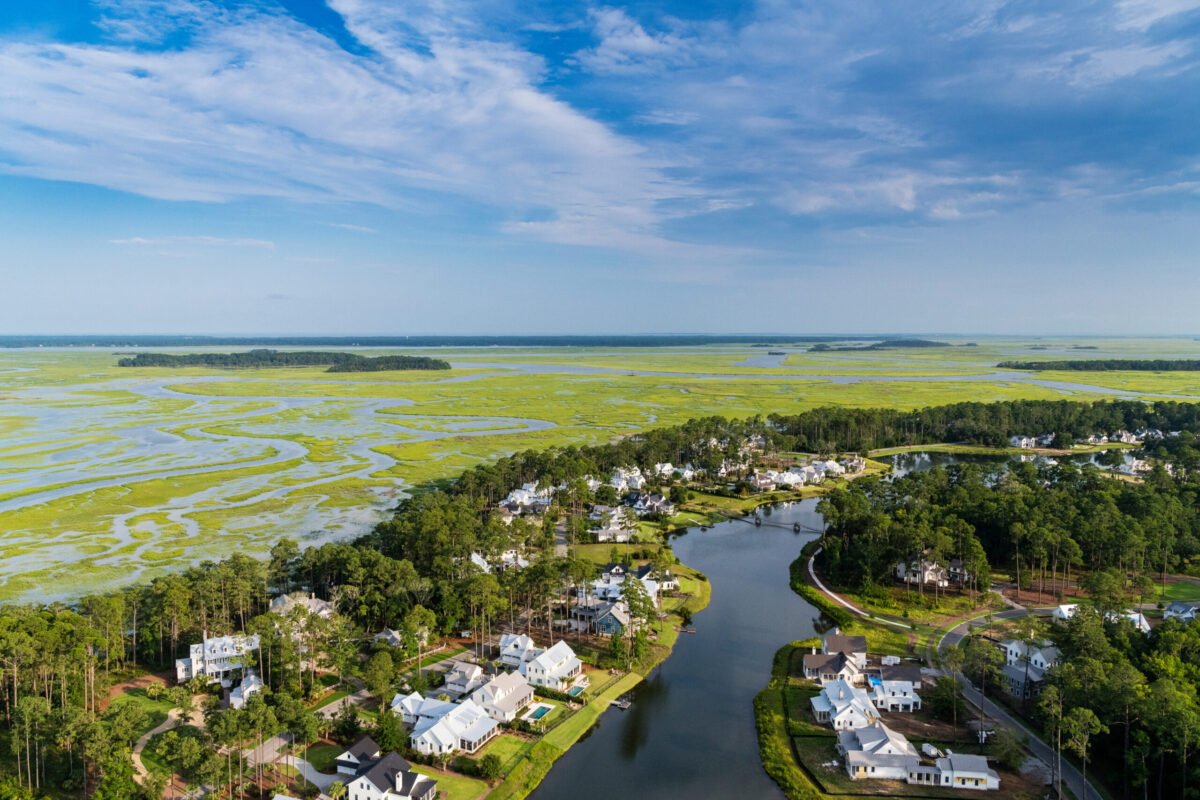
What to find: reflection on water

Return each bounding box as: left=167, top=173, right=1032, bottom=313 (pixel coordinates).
left=530, top=501, right=825, bottom=800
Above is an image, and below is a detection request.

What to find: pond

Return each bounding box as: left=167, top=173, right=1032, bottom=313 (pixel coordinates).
left=530, top=501, right=832, bottom=800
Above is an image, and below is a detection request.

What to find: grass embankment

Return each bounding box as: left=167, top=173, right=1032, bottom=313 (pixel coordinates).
left=486, top=545, right=711, bottom=800
left=488, top=672, right=643, bottom=800
left=754, top=641, right=829, bottom=800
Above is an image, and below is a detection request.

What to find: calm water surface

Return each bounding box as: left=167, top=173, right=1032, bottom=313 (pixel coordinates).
left=530, top=501, right=828, bottom=800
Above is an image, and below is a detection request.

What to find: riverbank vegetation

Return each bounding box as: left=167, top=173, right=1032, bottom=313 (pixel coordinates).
left=117, top=349, right=451, bottom=371
left=999, top=359, right=1200, bottom=371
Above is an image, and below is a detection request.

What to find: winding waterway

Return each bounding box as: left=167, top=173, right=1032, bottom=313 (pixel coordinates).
left=531, top=501, right=828, bottom=800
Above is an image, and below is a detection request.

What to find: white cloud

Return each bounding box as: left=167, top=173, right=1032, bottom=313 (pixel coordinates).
left=1115, top=0, right=1200, bottom=30
left=0, top=0, right=687, bottom=254
left=329, top=223, right=377, bottom=233
left=574, top=8, right=705, bottom=74
left=109, top=235, right=276, bottom=248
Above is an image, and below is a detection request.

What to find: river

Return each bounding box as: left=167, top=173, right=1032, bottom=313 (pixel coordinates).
left=531, top=501, right=830, bottom=800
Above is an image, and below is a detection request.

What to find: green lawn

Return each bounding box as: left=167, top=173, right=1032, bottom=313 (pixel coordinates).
left=1160, top=580, right=1200, bottom=602
left=476, top=733, right=528, bottom=766
left=305, top=743, right=342, bottom=773
left=412, top=765, right=489, bottom=800
left=110, top=686, right=176, bottom=740
left=311, top=689, right=349, bottom=710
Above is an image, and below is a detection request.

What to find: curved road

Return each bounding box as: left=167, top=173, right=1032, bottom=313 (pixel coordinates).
left=807, top=549, right=1101, bottom=800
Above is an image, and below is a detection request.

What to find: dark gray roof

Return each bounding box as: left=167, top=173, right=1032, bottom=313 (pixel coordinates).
left=359, top=751, right=413, bottom=793
left=880, top=664, right=924, bottom=684
left=823, top=633, right=867, bottom=655
left=400, top=769, right=436, bottom=798
left=803, top=652, right=846, bottom=672
left=341, top=735, right=379, bottom=763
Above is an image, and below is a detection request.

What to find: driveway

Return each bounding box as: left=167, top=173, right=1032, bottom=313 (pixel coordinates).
left=937, top=610, right=1102, bottom=800
left=807, top=548, right=1105, bottom=800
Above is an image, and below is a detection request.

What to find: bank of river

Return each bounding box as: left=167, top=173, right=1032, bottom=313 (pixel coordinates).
left=529, top=502, right=828, bottom=800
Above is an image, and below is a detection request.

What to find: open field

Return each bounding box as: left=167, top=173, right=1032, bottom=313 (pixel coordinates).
left=3, top=338, right=1200, bottom=601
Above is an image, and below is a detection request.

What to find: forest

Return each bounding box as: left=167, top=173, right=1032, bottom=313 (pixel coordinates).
left=116, top=350, right=451, bottom=371
left=999, top=359, right=1200, bottom=371
left=815, top=441, right=1200, bottom=799
left=3, top=397, right=1200, bottom=797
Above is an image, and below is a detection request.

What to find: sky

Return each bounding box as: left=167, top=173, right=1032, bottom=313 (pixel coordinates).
left=0, top=0, right=1198, bottom=335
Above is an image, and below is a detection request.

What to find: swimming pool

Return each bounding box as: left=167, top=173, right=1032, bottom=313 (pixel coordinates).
left=868, top=677, right=882, bottom=687
left=522, top=702, right=556, bottom=722
left=567, top=685, right=585, bottom=697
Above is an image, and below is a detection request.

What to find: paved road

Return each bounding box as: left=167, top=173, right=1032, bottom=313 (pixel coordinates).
left=807, top=548, right=1104, bottom=800
left=937, top=611, right=1101, bottom=800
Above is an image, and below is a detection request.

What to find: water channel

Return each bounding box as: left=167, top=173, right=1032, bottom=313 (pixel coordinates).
left=530, top=449, right=1122, bottom=799
left=531, top=500, right=827, bottom=800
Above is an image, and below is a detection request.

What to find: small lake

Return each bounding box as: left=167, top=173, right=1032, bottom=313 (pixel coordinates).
left=530, top=501, right=829, bottom=800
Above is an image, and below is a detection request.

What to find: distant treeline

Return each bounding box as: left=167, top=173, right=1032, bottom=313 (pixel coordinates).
left=999, top=359, right=1200, bottom=371
left=809, top=338, right=950, bottom=352
left=2, top=334, right=887, bottom=348
left=118, top=349, right=450, bottom=371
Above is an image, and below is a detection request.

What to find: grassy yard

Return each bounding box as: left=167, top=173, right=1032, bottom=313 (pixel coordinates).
left=412, top=766, right=489, bottom=800
left=311, top=689, right=349, bottom=711
left=109, top=686, right=176, bottom=740
left=1159, top=579, right=1200, bottom=602
left=477, top=733, right=528, bottom=766
left=304, top=742, right=342, bottom=773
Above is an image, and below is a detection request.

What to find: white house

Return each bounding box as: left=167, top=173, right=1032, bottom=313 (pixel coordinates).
left=1054, top=604, right=1151, bottom=634
left=933, top=754, right=1001, bottom=790
left=1052, top=604, right=1078, bottom=621
left=810, top=679, right=879, bottom=730
left=870, top=680, right=921, bottom=712
left=1036, top=433, right=1056, bottom=447
left=401, top=696, right=499, bottom=756
left=520, top=641, right=582, bottom=691
left=1009, top=435, right=1037, bottom=449
left=813, top=459, right=846, bottom=476
left=229, top=670, right=263, bottom=709
left=894, top=560, right=949, bottom=588
left=1122, top=611, right=1152, bottom=633
left=269, top=592, right=335, bottom=620
left=470, top=671, right=534, bottom=723
left=1165, top=601, right=1198, bottom=622
left=343, top=749, right=439, bottom=800
left=176, top=632, right=260, bottom=687
left=821, top=632, right=868, bottom=670
left=1112, top=430, right=1140, bottom=444
left=610, top=467, right=646, bottom=492
left=336, top=735, right=381, bottom=775
left=498, top=633, right=542, bottom=668
left=803, top=650, right=862, bottom=684
left=838, top=721, right=919, bottom=781
left=999, top=640, right=1059, bottom=672
left=443, top=661, right=487, bottom=699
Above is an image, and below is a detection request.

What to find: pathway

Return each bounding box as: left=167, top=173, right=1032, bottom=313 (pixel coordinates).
left=132, top=706, right=206, bottom=782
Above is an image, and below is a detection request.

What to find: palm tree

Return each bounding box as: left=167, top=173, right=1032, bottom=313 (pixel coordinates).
left=328, top=780, right=347, bottom=800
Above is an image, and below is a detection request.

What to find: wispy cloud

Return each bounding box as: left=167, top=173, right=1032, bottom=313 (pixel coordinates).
left=109, top=235, right=275, bottom=248
left=329, top=223, right=377, bottom=233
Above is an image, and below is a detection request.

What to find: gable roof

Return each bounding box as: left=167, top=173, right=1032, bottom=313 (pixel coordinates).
left=803, top=652, right=848, bottom=673
left=339, top=735, right=380, bottom=764
left=358, top=751, right=413, bottom=793
left=823, top=633, right=867, bottom=656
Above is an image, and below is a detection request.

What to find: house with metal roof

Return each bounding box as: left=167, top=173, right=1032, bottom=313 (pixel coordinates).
left=810, top=679, right=878, bottom=730
left=520, top=641, right=583, bottom=691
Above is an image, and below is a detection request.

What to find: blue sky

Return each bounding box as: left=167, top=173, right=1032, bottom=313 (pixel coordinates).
left=1, top=0, right=1198, bottom=334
